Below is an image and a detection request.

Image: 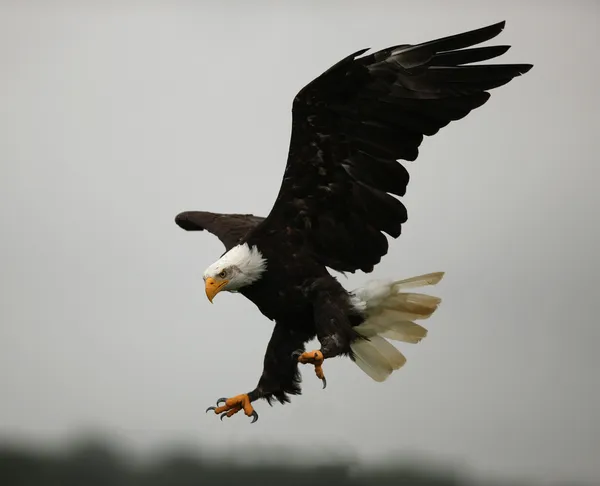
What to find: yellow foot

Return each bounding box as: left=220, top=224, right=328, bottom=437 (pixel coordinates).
left=206, top=394, right=258, bottom=423
left=294, top=350, right=326, bottom=389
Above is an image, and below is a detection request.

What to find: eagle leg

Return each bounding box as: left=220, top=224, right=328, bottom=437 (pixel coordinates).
left=293, top=349, right=327, bottom=389
left=205, top=394, right=258, bottom=423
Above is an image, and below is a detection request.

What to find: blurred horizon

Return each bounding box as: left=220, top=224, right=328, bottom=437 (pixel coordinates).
left=0, top=435, right=591, bottom=486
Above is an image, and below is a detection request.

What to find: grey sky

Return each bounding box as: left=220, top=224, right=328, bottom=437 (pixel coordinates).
left=1, top=0, right=599, bottom=484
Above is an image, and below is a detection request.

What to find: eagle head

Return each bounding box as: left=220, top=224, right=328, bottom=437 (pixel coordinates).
left=203, top=243, right=266, bottom=302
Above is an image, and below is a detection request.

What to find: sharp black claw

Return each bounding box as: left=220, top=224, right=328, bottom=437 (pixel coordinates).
left=206, top=406, right=216, bottom=414
left=321, top=376, right=327, bottom=389
left=220, top=412, right=228, bottom=421
left=216, top=397, right=227, bottom=406
left=250, top=410, right=259, bottom=424
left=291, top=350, right=303, bottom=359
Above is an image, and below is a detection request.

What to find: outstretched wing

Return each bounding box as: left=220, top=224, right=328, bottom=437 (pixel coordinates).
left=175, top=211, right=265, bottom=251
left=252, top=21, right=532, bottom=273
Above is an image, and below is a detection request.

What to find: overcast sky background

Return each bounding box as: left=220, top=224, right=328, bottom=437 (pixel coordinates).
left=1, top=0, right=599, bottom=484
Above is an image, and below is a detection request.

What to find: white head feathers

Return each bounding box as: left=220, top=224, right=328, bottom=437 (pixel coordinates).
left=203, top=243, right=267, bottom=291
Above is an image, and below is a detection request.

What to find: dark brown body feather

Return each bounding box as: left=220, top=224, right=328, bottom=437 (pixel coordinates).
left=175, top=21, right=532, bottom=405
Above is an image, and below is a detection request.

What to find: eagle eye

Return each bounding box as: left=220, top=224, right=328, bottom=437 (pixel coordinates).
left=218, top=269, right=227, bottom=279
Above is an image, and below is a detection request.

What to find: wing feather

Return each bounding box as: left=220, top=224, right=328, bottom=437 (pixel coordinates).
left=175, top=211, right=264, bottom=251
left=250, top=21, right=531, bottom=273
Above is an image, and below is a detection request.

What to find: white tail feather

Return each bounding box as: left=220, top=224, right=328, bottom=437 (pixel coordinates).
left=381, top=293, right=441, bottom=318
left=350, top=271, right=444, bottom=382
left=351, top=336, right=406, bottom=382
left=380, top=321, right=428, bottom=344
left=392, top=272, right=445, bottom=291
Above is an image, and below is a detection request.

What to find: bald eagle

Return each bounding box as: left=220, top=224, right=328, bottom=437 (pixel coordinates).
left=175, top=21, right=531, bottom=422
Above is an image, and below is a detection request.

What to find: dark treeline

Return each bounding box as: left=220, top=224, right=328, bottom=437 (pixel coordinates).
left=0, top=439, right=560, bottom=486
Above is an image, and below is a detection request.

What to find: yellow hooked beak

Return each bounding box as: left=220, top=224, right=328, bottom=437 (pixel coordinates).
left=205, top=277, right=229, bottom=303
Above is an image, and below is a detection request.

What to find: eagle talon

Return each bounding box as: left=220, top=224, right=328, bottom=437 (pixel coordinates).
left=296, top=349, right=327, bottom=388
left=206, top=394, right=257, bottom=423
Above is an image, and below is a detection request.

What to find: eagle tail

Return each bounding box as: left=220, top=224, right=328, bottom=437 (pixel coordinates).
left=350, top=272, right=444, bottom=382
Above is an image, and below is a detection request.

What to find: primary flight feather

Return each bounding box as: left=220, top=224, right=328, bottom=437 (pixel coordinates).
left=175, top=21, right=532, bottom=423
